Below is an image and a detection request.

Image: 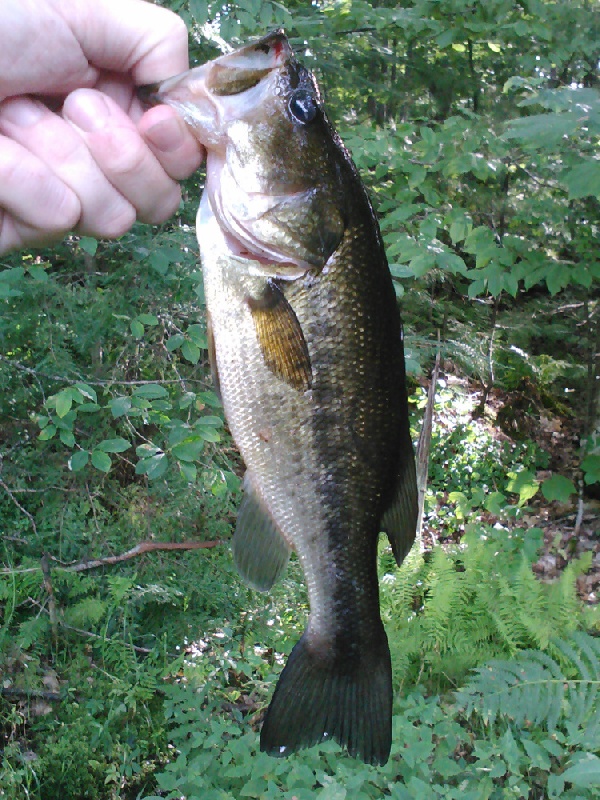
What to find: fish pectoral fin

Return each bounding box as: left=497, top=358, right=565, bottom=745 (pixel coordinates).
left=232, top=474, right=291, bottom=592
left=247, top=280, right=312, bottom=392
left=381, top=446, right=418, bottom=566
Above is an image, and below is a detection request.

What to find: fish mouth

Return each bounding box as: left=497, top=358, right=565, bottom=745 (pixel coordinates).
left=137, top=30, right=292, bottom=127
left=140, top=30, right=310, bottom=279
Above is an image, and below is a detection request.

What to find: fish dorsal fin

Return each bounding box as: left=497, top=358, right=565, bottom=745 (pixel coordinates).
left=232, top=474, right=291, bottom=592
left=381, top=448, right=418, bottom=566
left=247, top=280, right=312, bottom=391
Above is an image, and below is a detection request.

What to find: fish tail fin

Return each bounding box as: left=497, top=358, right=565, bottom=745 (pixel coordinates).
left=260, top=628, right=392, bottom=765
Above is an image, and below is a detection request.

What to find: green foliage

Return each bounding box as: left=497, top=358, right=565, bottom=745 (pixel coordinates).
left=380, top=529, right=597, bottom=691
left=2, top=1, right=599, bottom=797
left=456, top=632, right=600, bottom=734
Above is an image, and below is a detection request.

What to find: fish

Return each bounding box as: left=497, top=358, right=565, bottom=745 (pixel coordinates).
left=141, top=30, right=417, bottom=765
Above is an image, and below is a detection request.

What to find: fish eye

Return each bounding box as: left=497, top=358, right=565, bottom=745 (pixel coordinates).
left=288, top=89, right=318, bottom=124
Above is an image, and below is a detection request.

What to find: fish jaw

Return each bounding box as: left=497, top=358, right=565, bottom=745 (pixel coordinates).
left=143, top=31, right=345, bottom=272
left=143, top=31, right=291, bottom=151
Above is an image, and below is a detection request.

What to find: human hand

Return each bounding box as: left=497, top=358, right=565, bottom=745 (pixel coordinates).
left=0, top=0, right=205, bottom=255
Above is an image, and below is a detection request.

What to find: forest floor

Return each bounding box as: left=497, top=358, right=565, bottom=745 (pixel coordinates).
left=421, top=375, right=600, bottom=606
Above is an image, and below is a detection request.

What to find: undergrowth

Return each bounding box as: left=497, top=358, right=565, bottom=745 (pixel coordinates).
left=2, top=379, right=599, bottom=798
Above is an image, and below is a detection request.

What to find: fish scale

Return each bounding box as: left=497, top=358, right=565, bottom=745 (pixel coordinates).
left=141, top=29, right=417, bottom=765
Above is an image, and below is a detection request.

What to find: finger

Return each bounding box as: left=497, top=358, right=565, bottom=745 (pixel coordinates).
left=79, top=75, right=204, bottom=182
left=0, top=133, right=81, bottom=255
left=138, top=105, right=205, bottom=181
left=0, top=97, right=136, bottom=239
left=63, top=0, right=190, bottom=83
left=63, top=89, right=182, bottom=225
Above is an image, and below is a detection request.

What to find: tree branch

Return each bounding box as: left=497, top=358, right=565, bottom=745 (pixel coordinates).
left=0, top=539, right=224, bottom=575
left=54, top=539, right=224, bottom=572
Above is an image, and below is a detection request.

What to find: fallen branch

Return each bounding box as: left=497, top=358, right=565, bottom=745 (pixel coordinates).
left=1, top=539, right=225, bottom=575
left=56, top=539, right=224, bottom=572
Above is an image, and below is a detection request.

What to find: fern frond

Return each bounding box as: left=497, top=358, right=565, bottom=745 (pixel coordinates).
left=456, top=633, right=600, bottom=735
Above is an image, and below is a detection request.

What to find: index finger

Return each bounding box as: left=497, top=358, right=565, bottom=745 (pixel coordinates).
left=59, top=0, right=191, bottom=84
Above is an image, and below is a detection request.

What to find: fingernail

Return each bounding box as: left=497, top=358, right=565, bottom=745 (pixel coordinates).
left=63, top=89, right=110, bottom=133
left=145, top=116, right=185, bottom=153
left=0, top=97, right=45, bottom=127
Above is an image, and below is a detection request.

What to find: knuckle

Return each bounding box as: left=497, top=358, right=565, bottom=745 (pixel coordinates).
left=0, top=152, right=80, bottom=233
left=141, top=185, right=181, bottom=225
left=101, top=128, right=148, bottom=181
left=91, top=204, right=137, bottom=240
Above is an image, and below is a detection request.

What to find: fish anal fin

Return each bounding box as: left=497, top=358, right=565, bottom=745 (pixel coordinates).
left=232, top=475, right=291, bottom=592
left=247, top=280, right=312, bottom=391
left=260, top=626, right=392, bottom=765
left=381, top=448, right=418, bottom=566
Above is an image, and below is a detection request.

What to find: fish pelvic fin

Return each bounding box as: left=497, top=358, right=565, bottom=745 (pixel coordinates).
left=381, top=445, right=418, bottom=566
left=247, top=280, right=312, bottom=392
left=260, top=627, right=392, bottom=765
left=232, top=474, right=291, bottom=591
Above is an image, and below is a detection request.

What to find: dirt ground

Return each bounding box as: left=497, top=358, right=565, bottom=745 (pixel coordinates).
left=421, top=377, right=600, bottom=606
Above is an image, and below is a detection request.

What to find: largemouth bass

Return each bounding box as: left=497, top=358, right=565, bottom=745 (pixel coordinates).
left=143, top=31, right=417, bottom=765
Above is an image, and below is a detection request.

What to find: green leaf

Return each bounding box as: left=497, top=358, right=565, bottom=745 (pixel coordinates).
left=449, top=217, right=471, bottom=244
left=408, top=252, right=436, bottom=278
left=545, top=264, right=571, bottom=295
left=179, top=462, right=197, bottom=483
left=96, top=438, right=131, bottom=454
left=109, top=396, right=132, bottom=417
left=79, top=236, right=98, bottom=255
left=562, top=160, right=600, bottom=200
left=171, top=438, right=204, bottom=462
left=189, top=0, right=209, bottom=24
left=78, top=402, right=101, bottom=413
left=197, top=426, right=221, bottom=443
left=74, top=383, right=97, bottom=403
left=198, top=390, right=222, bottom=409
left=91, top=450, right=112, bottom=473
left=27, top=265, right=49, bottom=282
left=148, top=246, right=180, bottom=275
left=0, top=266, right=25, bottom=283
left=435, top=250, right=467, bottom=276
left=197, top=416, right=222, bottom=427
left=166, top=334, right=185, bottom=352
left=506, top=469, right=539, bottom=505
left=135, top=453, right=168, bottom=480
left=581, top=454, right=600, bottom=485
left=130, top=320, right=145, bottom=339
left=389, top=263, right=415, bottom=279
left=59, top=429, right=76, bottom=447
left=485, top=491, right=508, bottom=516
left=187, top=324, right=207, bottom=348
left=561, top=754, right=600, bottom=788
left=137, top=313, right=159, bottom=326
left=504, top=111, right=581, bottom=146
left=55, top=390, right=73, bottom=418
left=541, top=474, right=576, bottom=503
left=136, top=443, right=162, bottom=458
left=38, top=425, right=57, bottom=441
left=69, top=451, right=89, bottom=472
left=181, top=340, right=201, bottom=364
left=133, top=384, right=168, bottom=399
